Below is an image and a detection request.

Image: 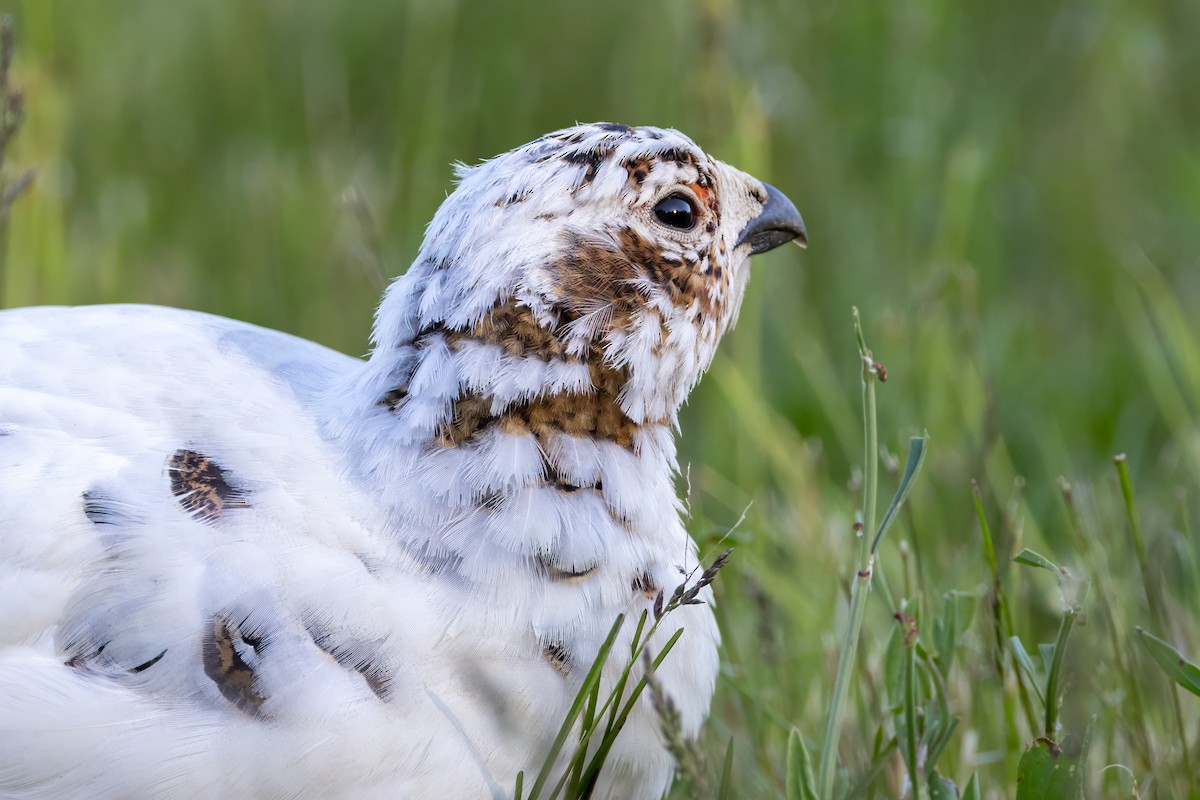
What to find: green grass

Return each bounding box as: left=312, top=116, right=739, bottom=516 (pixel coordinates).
left=3, top=1, right=1199, bottom=796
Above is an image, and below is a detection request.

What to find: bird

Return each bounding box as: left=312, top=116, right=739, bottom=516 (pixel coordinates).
left=0, top=122, right=806, bottom=799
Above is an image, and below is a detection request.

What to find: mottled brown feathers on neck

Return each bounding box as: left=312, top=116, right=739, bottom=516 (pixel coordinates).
left=438, top=341, right=647, bottom=449
left=450, top=299, right=567, bottom=360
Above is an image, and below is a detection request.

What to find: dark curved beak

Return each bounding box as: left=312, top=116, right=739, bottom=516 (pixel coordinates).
left=736, top=183, right=807, bottom=254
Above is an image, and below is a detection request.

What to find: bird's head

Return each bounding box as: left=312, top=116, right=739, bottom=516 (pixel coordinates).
left=371, top=123, right=805, bottom=446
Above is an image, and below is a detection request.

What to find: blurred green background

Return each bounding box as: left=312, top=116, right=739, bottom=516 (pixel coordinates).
left=4, top=0, right=1199, bottom=796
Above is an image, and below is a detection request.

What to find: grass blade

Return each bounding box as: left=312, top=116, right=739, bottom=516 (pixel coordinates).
left=1008, top=637, right=1046, bottom=706
left=870, top=434, right=930, bottom=554
left=1043, top=607, right=1080, bottom=737
left=816, top=309, right=884, bottom=800
left=901, top=643, right=922, bottom=798
left=1116, top=457, right=1193, bottom=777
left=962, top=772, right=981, bottom=800
left=1012, top=548, right=1059, bottom=573
left=786, top=727, right=818, bottom=800
left=578, top=627, right=685, bottom=794
left=1136, top=627, right=1200, bottom=698
left=718, top=738, right=735, bottom=800
left=819, top=312, right=929, bottom=800
left=526, top=614, right=624, bottom=800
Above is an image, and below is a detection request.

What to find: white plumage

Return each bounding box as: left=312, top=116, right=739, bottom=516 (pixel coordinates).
left=0, top=123, right=805, bottom=798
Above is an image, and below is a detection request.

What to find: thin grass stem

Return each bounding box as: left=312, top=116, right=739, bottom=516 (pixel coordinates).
left=1043, top=607, right=1077, bottom=738
left=1115, top=455, right=1192, bottom=783
left=816, top=309, right=881, bottom=799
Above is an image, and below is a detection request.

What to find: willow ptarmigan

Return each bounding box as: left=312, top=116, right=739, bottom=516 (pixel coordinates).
left=0, top=123, right=805, bottom=799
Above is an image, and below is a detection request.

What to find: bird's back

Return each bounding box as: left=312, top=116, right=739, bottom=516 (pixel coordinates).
left=0, top=305, right=512, bottom=798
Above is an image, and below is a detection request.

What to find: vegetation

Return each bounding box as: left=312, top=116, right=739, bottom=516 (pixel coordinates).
left=4, top=1, right=1198, bottom=796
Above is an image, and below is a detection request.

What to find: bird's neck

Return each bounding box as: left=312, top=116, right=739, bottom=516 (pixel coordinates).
left=335, top=277, right=687, bottom=573
left=381, top=301, right=658, bottom=451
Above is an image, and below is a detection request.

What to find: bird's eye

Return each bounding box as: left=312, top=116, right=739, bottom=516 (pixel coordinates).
left=653, top=195, right=695, bottom=230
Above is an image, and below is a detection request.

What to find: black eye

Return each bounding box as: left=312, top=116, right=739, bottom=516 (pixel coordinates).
left=653, top=195, right=695, bottom=230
